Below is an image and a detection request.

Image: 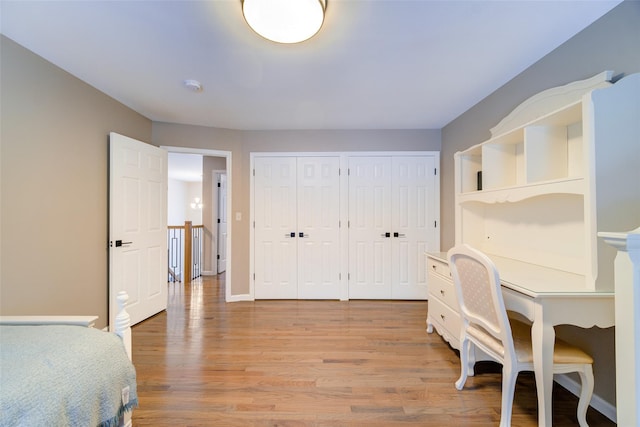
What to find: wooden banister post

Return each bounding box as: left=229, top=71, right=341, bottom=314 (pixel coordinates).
left=184, top=221, right=192, bottom=284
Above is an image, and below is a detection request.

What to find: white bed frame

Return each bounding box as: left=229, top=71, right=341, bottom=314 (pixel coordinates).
left=0, top=291, right=134, bottom=426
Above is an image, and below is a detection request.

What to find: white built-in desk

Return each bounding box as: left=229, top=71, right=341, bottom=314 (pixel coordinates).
left=494, top=255, right=614, bottom=427
left=440, top=71, right=640, bottom=425
left=427, top=251, right=614, bottom=426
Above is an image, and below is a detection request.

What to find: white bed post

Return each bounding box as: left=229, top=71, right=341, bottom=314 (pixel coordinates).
left=114, top=291, right=133, bottom=361
left=599, top=227, right=640, bottom=426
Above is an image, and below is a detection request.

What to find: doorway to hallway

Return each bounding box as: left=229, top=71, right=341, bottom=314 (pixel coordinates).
left=164, top=146, right=233, bottom=302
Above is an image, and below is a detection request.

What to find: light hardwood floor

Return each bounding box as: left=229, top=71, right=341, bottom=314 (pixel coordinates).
left=131, top=275, right=615, bottom=426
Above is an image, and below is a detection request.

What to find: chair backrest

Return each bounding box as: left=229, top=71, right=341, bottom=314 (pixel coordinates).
left=447, top=244, right=515, bottom=360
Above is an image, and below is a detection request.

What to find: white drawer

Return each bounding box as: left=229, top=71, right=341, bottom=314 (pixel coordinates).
left=427, top=256, right=451, bottom=279
left=427, top=297, right=461, bottom=346
left=428, top=273, right=459, bottom=310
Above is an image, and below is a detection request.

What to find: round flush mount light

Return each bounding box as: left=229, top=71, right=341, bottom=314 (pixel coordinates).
left=183, top=79, right=203, bottom=92
left=242, top=0, right=326, bottom=44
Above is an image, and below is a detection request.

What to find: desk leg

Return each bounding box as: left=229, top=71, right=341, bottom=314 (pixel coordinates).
left=531, top=305, right=555, bottom=427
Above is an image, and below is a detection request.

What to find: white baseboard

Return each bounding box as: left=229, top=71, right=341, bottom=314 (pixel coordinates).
left=555, top=373, right=616, bottom=423
left=227, top=293, right=253, bottom=302
left=201, top=270, right=216, bottom=276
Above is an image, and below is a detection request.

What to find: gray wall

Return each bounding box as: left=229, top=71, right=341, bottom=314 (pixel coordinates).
left=2, top=0, right=638, bottom=410
left=153, top=124, right=441, bottom=295
left=440, top=0, right=640, bottom=410
left=0, top=36, right=152, bottom=329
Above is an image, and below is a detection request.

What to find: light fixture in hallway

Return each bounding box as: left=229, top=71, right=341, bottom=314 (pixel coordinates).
left=190, top=197, right=203, bottom=209
left=242, top=0, right=326, bottom=44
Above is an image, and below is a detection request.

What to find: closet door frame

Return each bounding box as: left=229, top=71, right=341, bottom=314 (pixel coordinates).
left=250, top=151, right=440, bottom=301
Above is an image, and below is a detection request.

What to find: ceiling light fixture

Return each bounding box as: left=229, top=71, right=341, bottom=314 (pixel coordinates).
left=190, top=197, right=203, bottom=210
left=242, top=0, right=326, bottom=44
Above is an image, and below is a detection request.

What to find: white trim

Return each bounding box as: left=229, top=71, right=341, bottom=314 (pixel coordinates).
left=249, top=154, right=256, bottom=300
left=162, top=146, right=233, bottom=302
left=212, top=169, right=227, bottom=275
left=226, top=293, right=253, bottom=302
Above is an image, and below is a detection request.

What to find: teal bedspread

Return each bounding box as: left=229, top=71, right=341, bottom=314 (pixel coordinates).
left=0, top=325, right=138, bottom=427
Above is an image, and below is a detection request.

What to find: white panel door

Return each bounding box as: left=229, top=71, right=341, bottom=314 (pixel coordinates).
left=391, top=156, right=436, bottom=299
left=109, top=132, right=168, bottom=328
left=348, top=157, right=393, bottom=299
left=297, top=157, right=341, bottom=299
left=217, top=173, right=227, bottom=273
left=254, top=157, right=298, bottom=299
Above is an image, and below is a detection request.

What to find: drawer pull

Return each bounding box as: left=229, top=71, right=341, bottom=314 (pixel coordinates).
left=440, top=290, right=445, bottom=296
left=432, top=265, right=437, bottom=270
left=440, top=314, right=445, bottom=321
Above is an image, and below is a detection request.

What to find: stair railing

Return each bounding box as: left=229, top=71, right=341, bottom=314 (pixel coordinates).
left=168, top=221, right=204, bottom=283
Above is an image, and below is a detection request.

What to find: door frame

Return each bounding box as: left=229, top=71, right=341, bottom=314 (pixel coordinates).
left=250, top=151, right=440, bottom=301
left=162, top=146, right=233, bottom=302
left=212, top=169, right=227, bottom=274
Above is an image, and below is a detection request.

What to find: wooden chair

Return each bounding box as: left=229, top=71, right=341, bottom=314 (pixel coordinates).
left=447, top=244, right=594, bottom=427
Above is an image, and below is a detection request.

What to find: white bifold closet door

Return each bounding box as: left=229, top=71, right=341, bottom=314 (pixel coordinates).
left=348, top=156, right=437, bottom=300
left=254, top=156, right=341, bottom=299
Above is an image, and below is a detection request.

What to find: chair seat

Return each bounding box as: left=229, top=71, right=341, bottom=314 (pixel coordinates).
left=510, top=320, right=594, bottom=365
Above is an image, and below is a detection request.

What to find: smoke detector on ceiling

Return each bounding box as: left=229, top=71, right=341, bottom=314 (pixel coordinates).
left=183, top=79, right=203, bottom=93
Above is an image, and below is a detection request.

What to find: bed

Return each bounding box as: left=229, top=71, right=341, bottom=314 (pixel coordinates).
left=0, top=291, right=137, bottom=427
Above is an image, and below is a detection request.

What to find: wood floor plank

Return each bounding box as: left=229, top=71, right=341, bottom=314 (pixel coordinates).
left=131, top=276, right=615, bottom=426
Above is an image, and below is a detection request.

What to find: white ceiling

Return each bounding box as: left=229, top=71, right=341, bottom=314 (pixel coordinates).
left=0, top=0, right=621, bottom=130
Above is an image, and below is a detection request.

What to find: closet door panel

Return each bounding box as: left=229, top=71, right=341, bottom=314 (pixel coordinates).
left=348, top=157, right=392, bottom=299
left=392, top=156, right=436, bottom=299
left=253, top=152, right=438, bottom=300
left=297, top=157, right=341, bottom=299
left=254, top=157, right=298, bottom=299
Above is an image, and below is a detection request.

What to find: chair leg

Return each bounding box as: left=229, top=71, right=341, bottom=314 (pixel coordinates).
left=499, top=363, right=518, bottom=427
left=467, top=339, right=476, bottom=377
left=455, top=335, right=471, bottom=390
left=576, top=364, right=594, bottom=427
